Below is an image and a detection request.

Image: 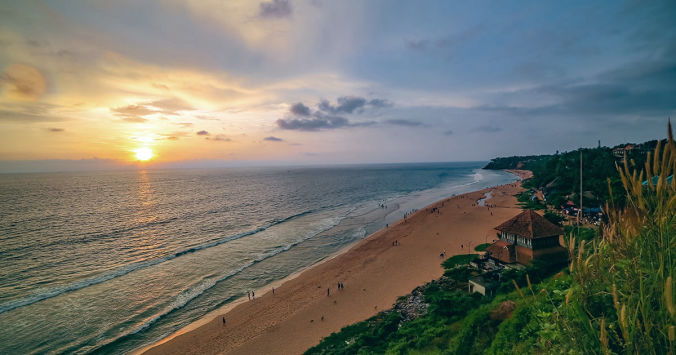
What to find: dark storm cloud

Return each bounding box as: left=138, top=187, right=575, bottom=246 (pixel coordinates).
left=289, top=102, right=311, bottom=116
left=478, top=58, right=676, bottom=119
left=367, top=98, right=393, bottom=108
left=276, top=114, right=350, bottom=131
left=264, top=136, right=283, bottom=141
left=259, top=0, right=292, bottom=18
left=386, top=119, right=423, bottom=127
left=196, top=130, right=209, bottom=135
left=318, top=96, right=366, bottom=114
left=317, top=96, right=391, bottom=114
left=277, top=96, right=390, bottom=131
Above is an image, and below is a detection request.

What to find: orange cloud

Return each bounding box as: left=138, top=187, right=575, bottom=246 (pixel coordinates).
left=0, top=64, right=46, bottom=100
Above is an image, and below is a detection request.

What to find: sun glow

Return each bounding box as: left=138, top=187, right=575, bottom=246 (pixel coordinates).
left=134, top=147, right=154, bottom=161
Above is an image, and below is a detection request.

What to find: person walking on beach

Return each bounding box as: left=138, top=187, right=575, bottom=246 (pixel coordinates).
left=247, top=291, right=251, bottom=301
left=251, top=290, right=255, bottom=299
left=222, top=317, right=226, bottom=325
left=327, top=287, right=330, bottom=296
left=272, top=287, right=275, bottom=295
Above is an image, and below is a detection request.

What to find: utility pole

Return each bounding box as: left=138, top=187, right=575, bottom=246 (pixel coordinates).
left=578, top=150, right=582, bottom=237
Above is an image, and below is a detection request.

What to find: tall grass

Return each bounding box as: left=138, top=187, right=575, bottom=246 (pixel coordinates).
left=562, top=122, right=675, bottom=354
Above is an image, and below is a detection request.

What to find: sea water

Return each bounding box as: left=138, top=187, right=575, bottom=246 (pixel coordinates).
left=0, top=162, right=516, bottom=354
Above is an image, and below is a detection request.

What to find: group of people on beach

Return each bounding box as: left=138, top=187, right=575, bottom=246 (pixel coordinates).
left=247, top=290, right=255, bottom=300
left=327, top=282, right=345, bottom=296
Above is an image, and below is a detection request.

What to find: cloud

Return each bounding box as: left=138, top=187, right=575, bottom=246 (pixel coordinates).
left=121, top=116, right=148, bottom=123
left=176, top=122, right=193, bottom=127
left=290, top=102, right=311, bottom=116
left=475, top=57, right=676, bottom=119
left=206, top=134, right=231, bottom=142
left=148, top=98, right=195, bottom=113
left=47, top=127, right=64, bottom=132
left=368, top=98, right=393, bottom=108
left=317, top=96, right=392, bottom=114
left=277, top=96, right=388, bottom=131
left=277, top=113, right=350, bottom=131
left=110, top=97, right=195, bottom=122
left=196, top=130, right=209, bottom=135
left=0, top=104, right=65, bottom=122
left=0, top=64, right=46, bottom=100
left=386, top=119, right=423, bottom=127
left=405, top=27, right=483, bottom=53
left=111, top=104, right=155, bottom=122
left=319, top=96, right=365, bottom=114
left=263, top=136, right=283, bottom=141
left=444, top=129, right=453, bottom=135
left=259, top=0, right=292, bottom=18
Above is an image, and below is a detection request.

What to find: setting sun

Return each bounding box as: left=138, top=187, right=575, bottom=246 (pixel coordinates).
left=134, top=147, right=154, bottom=161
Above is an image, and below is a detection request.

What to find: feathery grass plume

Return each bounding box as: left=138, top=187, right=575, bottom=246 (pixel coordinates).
left=526, top=274, right=535, bottom=296
left=667, top=276, right=675, bottom=320
left=554, top=122, right=675, bottom=353
left=565, top=288, right=572, bottom=305
left=513, top=279, right=524, bottom=299
left=600, top=318, right=609, bottom=353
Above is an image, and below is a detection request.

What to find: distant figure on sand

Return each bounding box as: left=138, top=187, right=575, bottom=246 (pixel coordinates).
left=327, top=288, right=330, bottom=296
left=272, top=287, right=275, bottom=295
left=222, top=317, right=226, bottom=325
left=247, top=291, right=251, bottom=300
left=251, top=290, right=255, bottom=299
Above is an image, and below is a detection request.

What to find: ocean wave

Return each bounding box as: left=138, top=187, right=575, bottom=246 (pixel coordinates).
left=83, top=214, right=346, bottom=353
left=0, top=209, right=317, bottom=315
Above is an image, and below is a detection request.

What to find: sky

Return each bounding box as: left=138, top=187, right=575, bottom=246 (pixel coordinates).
left=0, top=0, right=675, bottom=172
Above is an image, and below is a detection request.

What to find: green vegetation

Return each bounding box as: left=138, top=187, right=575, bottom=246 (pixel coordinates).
left=543, top=210, right=565, bottom=226
left=485, top=139, right=667, bottom=208
left=516, top=191, right=545, bottom=210
left=474, top=243, right=490, bottom=252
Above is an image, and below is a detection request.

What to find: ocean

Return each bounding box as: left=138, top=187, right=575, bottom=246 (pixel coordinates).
left=0, top=162, right=517, bottom=354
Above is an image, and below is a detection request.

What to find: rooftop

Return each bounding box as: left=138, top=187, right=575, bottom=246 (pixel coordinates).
left=495, top=210, right=563, bottom=239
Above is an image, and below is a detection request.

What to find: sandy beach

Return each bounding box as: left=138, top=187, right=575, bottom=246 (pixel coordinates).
left=140, top=170, right=531, bottom=355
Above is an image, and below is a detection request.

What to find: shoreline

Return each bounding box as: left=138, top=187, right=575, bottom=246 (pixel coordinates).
left=138, top=169, right=530, bottom=355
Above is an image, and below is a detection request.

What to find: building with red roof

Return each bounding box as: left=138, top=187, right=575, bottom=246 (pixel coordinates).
left=487, top=210, right=567, bottom=265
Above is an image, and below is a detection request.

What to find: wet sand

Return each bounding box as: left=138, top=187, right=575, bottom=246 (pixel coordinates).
left=140, top=170, right=531, bottom=355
